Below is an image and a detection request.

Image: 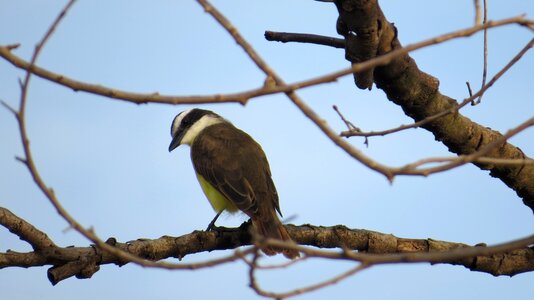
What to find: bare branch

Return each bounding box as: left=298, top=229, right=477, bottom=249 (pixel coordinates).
left=266, top=31, right=532, bottom=145
left=249, top=251, right=368, bottom=299
left=2, top=211, right=532, bottom=285
left=329, top=0, right=534, bottom=208
left=0, top=45, right=255, bottom=105
left=340, top=37, right=533, bottom=140
left=265, top=30, right=345, bottom=48
left=261, top=227, right=534, bottom=276
left=474, top=0, right=482, bottom=25
left=0, top=99, right=17, bottom=116
left=0, top=207, right=255, bottom=284
left=473, top=0, right=489, bottom=105
left=396, top=117, right=534, bottom=176
left=466, top=81, right=474, bottom=97
left=332, top=105, right=358, bottom=132
left=0, top=207, right=56, bottom=251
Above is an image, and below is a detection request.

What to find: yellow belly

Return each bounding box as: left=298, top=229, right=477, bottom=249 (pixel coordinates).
left=196, top=173, right=238, bottom=213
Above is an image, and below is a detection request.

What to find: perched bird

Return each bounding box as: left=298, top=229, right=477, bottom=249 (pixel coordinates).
left=168, top=109, right=299, bottom=259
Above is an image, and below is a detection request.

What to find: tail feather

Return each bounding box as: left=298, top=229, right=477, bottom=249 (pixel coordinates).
left=252, top=218, right=300, bottom=259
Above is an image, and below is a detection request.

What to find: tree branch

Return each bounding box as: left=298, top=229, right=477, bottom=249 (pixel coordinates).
left=0, top=44, right=256, bottom=105
left=265, top=30, right=345, bottom=48
left=2, top=207, right=532, bottom=284
left=0, top=207, right=56, bottom=251
left=326, top=0, right=534, bottom=211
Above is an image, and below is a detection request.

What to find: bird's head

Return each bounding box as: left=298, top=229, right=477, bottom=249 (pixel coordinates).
left=169, top=108, right=224, bottom=151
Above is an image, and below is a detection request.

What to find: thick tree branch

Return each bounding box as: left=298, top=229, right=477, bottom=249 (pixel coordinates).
left=250, top=229, right=534, bottom=299
left=0, top=206, right=56, bottom=251
left=328, top=0, right=534, bottom=211
left=266, top=32, right=533, bottom=160
left=2, top=207, right=533, bottom=284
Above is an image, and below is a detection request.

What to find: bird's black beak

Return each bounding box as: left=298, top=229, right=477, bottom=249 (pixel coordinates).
left=168, top=131, right=184, bottom=152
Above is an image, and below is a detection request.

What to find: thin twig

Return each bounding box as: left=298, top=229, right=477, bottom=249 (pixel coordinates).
left=473, top=0, right=489, bottom=105
left=250, top=257, right=369, bottom=299
left=265, top=30, right=345, bottom=48
left=466, top=81, right=474, bottom=97
left=333, top=105, right=368, bottom=146
left=0, top=99, right=17, bottom=115
left=333, top=105, right=357, bottom=131
left=474, top=0, right=481, bottom=25
left=395, top=117, right=534, bottom=175
left=341, top=37, right=533, bottom=142
left=246, top=255, right=304, bottom=270
left=461, top=36, right=532, bottom=110
left=399, top=156, right=534, bottom=167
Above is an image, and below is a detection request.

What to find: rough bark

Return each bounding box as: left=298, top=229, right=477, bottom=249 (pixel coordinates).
left=1, top=208, right=532, bottom=285
left=332, top=0, right=534, bottom=212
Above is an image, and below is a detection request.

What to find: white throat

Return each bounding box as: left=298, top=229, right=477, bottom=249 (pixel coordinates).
left=181, top=115, right=223, bottom=145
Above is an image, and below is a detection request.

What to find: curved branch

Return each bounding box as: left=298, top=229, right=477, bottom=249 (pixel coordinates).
left=0, top=45, right=256, bottom=105
left=248, top=253, right=368, bottom=299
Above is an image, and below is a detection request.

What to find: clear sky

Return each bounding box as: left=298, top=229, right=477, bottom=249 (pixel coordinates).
left=1, top=1, right=533, bottom=299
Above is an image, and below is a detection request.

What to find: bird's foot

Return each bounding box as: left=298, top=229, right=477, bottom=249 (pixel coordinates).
left=205, top=211, right=223, bottom=231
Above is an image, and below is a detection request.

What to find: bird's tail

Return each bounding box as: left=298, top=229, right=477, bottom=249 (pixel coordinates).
left=252, top=216, right=300, bottom=259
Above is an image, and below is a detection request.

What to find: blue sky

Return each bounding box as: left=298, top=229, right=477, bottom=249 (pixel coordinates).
left=1, top=1, right=533, bottom=299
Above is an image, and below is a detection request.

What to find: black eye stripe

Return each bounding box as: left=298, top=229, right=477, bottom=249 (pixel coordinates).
left=171, top=108, right=220, bottom=137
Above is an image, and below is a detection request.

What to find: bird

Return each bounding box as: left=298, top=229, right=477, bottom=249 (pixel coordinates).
left=168, top=108, right=299, bottom=259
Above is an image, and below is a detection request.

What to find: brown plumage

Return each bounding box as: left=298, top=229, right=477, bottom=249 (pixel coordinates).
left=191, top=122, right=299, bottom=259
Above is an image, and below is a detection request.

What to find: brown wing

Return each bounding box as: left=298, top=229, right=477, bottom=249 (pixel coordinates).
left=191, top=123, right=281, bottom=217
